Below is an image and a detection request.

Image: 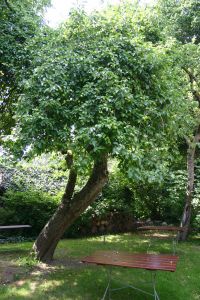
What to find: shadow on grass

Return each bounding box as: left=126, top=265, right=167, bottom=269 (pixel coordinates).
left=0, top=249, right=30, bottom=256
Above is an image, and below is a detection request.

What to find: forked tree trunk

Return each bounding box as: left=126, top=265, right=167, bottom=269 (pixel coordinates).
left=32, top=155, right=108, bottom=262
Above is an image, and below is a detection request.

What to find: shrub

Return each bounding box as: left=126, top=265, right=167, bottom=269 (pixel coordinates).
left=0, top=189, right=59, bottom=236
left=192, top=214, right=200, bottom=232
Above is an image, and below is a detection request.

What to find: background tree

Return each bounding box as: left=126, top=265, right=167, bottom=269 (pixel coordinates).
left=12, top=4, right=195, bottom=261
left=157, top=0, right=200, bottom=239
left=0, top=0, right=50, bottom=141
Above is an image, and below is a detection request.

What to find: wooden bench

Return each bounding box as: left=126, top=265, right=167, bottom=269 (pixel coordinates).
left=0, top=225, right=31, bottom=241
left=82, top=250, right=179, bottom=299
left=0, top=225, right=31, bottom=230
left=137, top=225, right=186, bottom=233
left=137, top=226, right=186, bottom=254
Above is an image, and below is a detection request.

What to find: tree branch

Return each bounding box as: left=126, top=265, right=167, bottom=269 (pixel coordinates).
left=194, top=125, right=200, bottom=143
left=71, top=154, right=108, bottom=210
left=182, top=67, right=198, bottom=83
left=4, top=0, right=14, bottom=12
left=192, top=90, right=200, bottom=103
left=65, top=150, right=73, bottom=168
left=61, top=151, right=77, bottom=205
left=182, top=67, right=200, bottom=104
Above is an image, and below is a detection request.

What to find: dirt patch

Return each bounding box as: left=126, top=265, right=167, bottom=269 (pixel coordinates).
left=0, top=261, right=26, bottom=284
left=0, top=256, right=85, bottom=285
left=30, top=262, right=57, bottom=276
left=0, top=259, right=55, bottom=285
left=49, top=257, right=84, bottom=269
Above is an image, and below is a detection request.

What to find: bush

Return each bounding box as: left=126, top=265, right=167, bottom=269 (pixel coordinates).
left=192, top=214, right=200, bottom=232
left=0, top=189, right=59, bottom=236
left=131, top=170, right=187, bottom=224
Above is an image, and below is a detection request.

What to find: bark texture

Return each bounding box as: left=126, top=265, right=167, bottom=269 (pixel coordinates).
left=32, top=155, right=108, bottom=262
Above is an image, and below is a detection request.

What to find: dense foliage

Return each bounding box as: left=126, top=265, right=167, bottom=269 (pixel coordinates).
left=14, top=5, right=195, bottom=177
left=0, top=0, right=50, bottom=140
left=0, top=153, right=68, bottom=193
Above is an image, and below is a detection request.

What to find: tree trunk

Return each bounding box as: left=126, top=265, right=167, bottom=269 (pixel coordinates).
left=32, top=155, right=108, bottom=262
left=178, top=141, right=196, bottom=240
left=178, top=127, right=200, bottom=240
left=178, top=68, right=200, bottom=240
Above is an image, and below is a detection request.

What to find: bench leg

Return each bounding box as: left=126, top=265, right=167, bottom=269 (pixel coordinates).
left=151, top=272, right=160, bottom=300
left=172, top=237, right=178, bottom=255
left=147, top=237, right=152, bottom=253
left=101, top=268, right=160, bottom=300
left=101, top=267, right=112, bottom=300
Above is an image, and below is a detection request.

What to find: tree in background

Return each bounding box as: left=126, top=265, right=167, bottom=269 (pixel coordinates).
left=156, top=0, right=200, bottom=240
left=12, top=3, right=195, bottom=261
left=0, top=0, right=50, bottom=141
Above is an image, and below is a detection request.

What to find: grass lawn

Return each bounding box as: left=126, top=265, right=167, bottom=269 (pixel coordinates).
left=0, top=233, right=199, bottom=300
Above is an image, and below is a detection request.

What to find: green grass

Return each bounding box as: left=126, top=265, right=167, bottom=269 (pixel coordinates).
left=0, top=233, right=200, bottom=300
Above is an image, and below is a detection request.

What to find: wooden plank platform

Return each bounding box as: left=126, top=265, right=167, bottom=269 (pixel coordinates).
left=82, top=250, right=179, bottom=272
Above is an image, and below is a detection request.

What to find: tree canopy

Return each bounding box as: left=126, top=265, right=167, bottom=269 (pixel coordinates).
left=14, top=5, right=195, bottom=180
